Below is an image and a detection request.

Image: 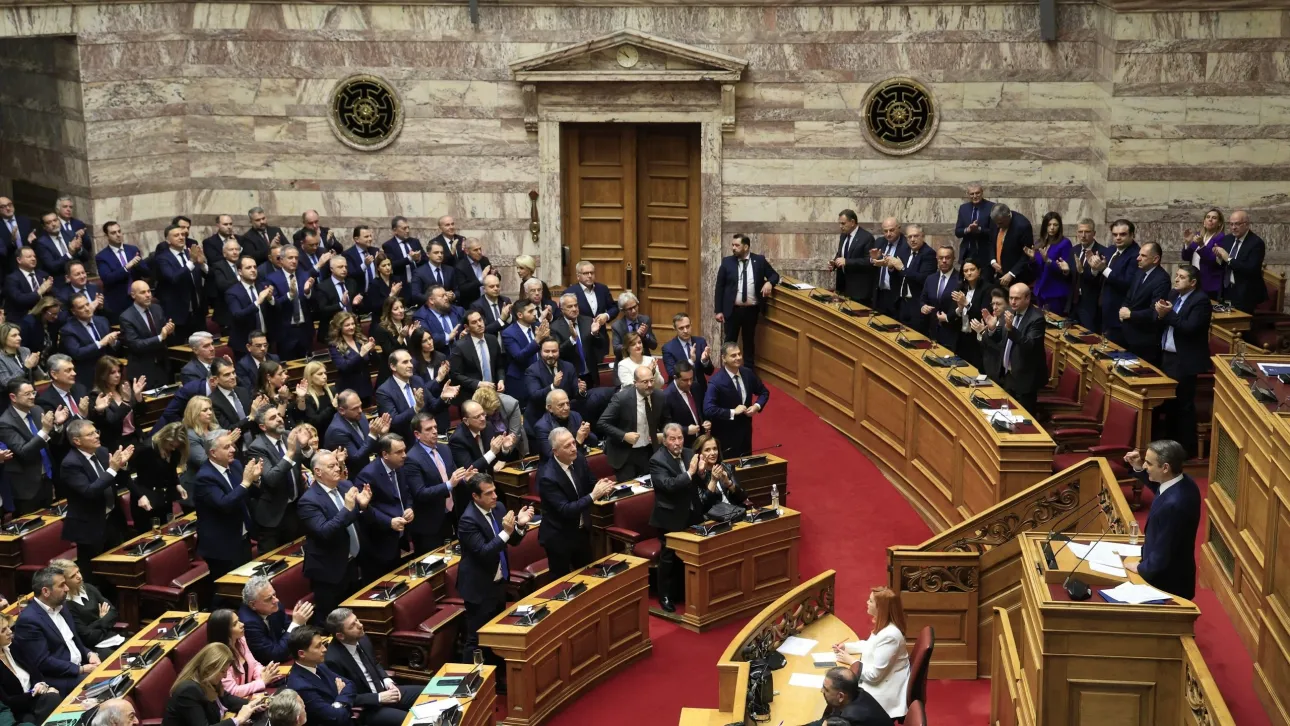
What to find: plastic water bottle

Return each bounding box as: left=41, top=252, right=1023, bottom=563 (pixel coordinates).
left=770, top=483, right=780, bottom=513
left=1129, top=521, right=1140, bottom=547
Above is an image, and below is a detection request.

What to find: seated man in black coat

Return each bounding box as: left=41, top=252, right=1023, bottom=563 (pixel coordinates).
left=1124, top=441, right=1202, bottom=599
left=238, top=574, right=316, bottom=665
left=537, top=427, right=615, bottom=578
left=807, top=666, right=891, bottom=726
left=322, top=607, right=419, bottom=726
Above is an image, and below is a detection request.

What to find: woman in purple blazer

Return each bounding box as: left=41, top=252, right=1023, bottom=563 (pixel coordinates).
left=1180, top=207, right=1229, bottom=298
left=1028, top=212, right=1076, bottom=314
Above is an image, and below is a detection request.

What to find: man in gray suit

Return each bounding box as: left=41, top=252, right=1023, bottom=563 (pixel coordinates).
left=0, top=379, right=69, bottom=514
left=119, top=281, right=177, bottom=389
left=610, top=291, right=657, bottom=360
left=247, top=404, right=305, bottom=551
left=596, top=366, right=666, bottom=480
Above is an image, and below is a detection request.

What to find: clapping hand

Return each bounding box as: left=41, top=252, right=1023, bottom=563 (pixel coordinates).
left=23, top=350, right=40, bottom=369
left=98, top=601, right=111, bottom=617
left=501, top=509, right=516, bottom=533
left=94, top=394, right=110, bottom=412
left=591, top=478, right=616, bottom=500
left=1154, top=299, right=1172, bottom=317
left=517, top=504, right=534, bottom=526
left=413, top=387, right=425, bottom=410
left=969, top=318, right=986, bottom=334
left=132, top=376, right=148, bottom=398
left=1214, top=246, right=1230, bottom=262
left=356, top=483, right=373, bottom=508
left=441, top=382, right=460, bottom=402
left=371, top=413, right=392, bottom=436
left=951, top=290, right=966, bottom=306
left=1003, top=310, right=1015, bottom=329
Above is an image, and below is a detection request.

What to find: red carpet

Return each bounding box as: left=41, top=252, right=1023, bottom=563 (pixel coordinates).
left=524, top=384, right=1260, bottom=725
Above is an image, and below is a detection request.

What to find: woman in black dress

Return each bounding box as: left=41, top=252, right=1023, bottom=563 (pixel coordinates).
left=90, top=356, right=148, bottom=452
left=131, top=421, right=190, bottom=532
left=18, top=296, right=62, bottom=376
left=293, top=360, right=337, bottom=432
left=364, top=255, right=408, bottom=311
left=162, top=643, right=265, bottom=726
left=328, top=312, right=377, bottom=404
left=409, top=328, right=450, bottom=383
left=254, top=359, right=293, bottom=413
left=951, top=260, right=993, bottom=372
left=371, top=296, right=420, bottom=386
left=0, top=612, right=60, bottom=724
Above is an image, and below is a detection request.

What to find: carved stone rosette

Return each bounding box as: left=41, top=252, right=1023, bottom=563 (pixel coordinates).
left=741, top=583, right=834, bottom=661
left=944, top=486, right=1081, bottom=553
left=902, top=565, right=979, bottom=593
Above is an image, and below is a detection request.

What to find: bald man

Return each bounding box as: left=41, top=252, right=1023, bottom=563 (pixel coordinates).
left=830, top=209, right=879, bottom=305
left=1216, top=210, right=1268, bottom=313
left=119, top=280, right=177, bottom=386
left=90, top=698, right=139, bottom=726
left=998, top=283, right=1047, bottom=413
left=427, top=214, right=466, bottom=267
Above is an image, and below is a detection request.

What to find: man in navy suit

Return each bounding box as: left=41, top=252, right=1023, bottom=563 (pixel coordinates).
left=523, top=337, right=581, bottom=424
left=195, top=430, right=262, bottom=591
left=609, top=291, right=657, bottom=360
left=60, top=293, right=119, bottom=386
left=382, top=216, right=425, bottom=287
left=987, top=204, right=1036, bottom=288
left=299, top=450, right=372, bottom=626
left=501, top=300, right=549, bottom=399
left=296, top=229, right=335, bottom=280
left=1123, top=442, right=1201, bottom=599
left=954, top=184, right=994, bottom=276
left=550, top=293, right=603, bottom=390
left=154, top=223, right=209, bottom=342
left=285, top=626, right=359, bottom=726
left=119, top=281, right=176, bottom=389
left=1155, top=265, right=1213, bottom=457
left=201, top=213, right=242, bottom=266
left=533, top=389, right=598, bottom=462
left=714, top=234, right=780, bottom=365
left=453, top=238, right=491, bottom=307
left=324, top=609, right=420, bottom=724
left=919, top=246, right=963, bottom=351
left=414, top=285, right=465, bottom=354
left=1090, top=219, right=1141, bottom=346
left=35, top=211, right=89, bottom=277
left=662, top=313, right=713, bottom=401
left=375, top=349, right=450, bottom=443
left=238, top=575, right=315, bottom=665
left=469, top=273, right=513, bottom=336
left=427, top=215, right=467, bottom=266
left=410, top=240, right=458, bottom=303
left=323, top=392, right=391, bottom=474
left=236, top=331, right=280, bottom=390
left=0, top=197, right=34, bottom=273
left=703, top=342, right=769, bottom=459
left=3, top=247, right=52, bottom=320
left=1216, top=210, right=1268, bottom=313
left=450, top=401, right=519, bottom=484
left=343, top=225, right=379, bottom=296
left=830, top=209, right=879, bottom=305
left=663, top=361, right=710, bottom=448
left=997, top=284, right=1048, bottom=414
left=1116, top=242, right=1171, bottom=366
left=1072, top=219, right=1107, bottom=331
left=55, top=195, right=92, bottom=248
left=312, top=257, right=361, bottom=345
left=565, top=261, right=618, bottom=328
left=870, top=219, right=909, bottom=319
left=449, top=310, right=506, bottom=402
left=293, top=209, right=341, bottom=253
left=13, top=566, right=98, bottom=694
left=53, top=260, right=104, bottom=318
left=539, top=427, right=615, bottom=577
left=94, top=221, right=147, bottom=316
left=60, top=420, right=136, bottom=583
left=891, top=225, right=936, bottom=331
left=267, top=245, right=316, bottom=361
left=456, top=473, right=533, bottom=663
left=355, top=435, right=415, bottom=579
left=226, top=256, right=279, bottom=354
left=405, top=413, right=462, bottom=552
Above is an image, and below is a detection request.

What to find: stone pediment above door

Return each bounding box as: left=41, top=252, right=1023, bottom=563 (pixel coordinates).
left=509, top=29, right=748, bottom=131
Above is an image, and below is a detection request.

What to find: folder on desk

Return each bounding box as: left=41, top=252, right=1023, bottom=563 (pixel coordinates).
left=422, top=677, right=462, bottom=696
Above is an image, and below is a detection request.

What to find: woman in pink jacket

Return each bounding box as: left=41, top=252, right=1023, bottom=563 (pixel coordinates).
left=207, top=609, right=279, bottom=698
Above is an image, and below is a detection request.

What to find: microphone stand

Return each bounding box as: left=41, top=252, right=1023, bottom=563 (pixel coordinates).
left=1062, top=525, right=1118, bottom=601
left=1041, top=496, right=1107, bottom=570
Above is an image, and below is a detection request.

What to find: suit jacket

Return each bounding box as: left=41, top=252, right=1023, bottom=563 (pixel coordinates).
left=35, top=233, right=87, bottom=277
left=523, top=359, right=579, bottom=423
left=342, top=244, right=379, bottom=295
left=978, top=321, right=1006, bottom=383
left=381, top=236, right=425, bottom=284
left=919, top=271, right=962, bottom=349
left=63, top=582, right=119, bottom=657
left=662, top=383, right=705, bottom=448
left=469, top=295, right=513, bottom=336
left=59, top=315, right=115, bottom=385
left=452, top=255, right=491, bottom=307
left=239, top=227, right=280, bottom=265
left=413, top=305, right=465, bottom=354
left=713, top=254, right=781, bottom=318
left=266, top=268, right=315, bottom=328
left=209, top=385, right=254, bottom=433
left=661, top=336, right=713, bottom=402
left=1221, top=231, right=1269, bottom=312
left=1098, top=242, right=1141, bottom=338
left=410, top=262, right=458, bottom=304
left=237, top=603, right=293, bottom=664
left=247, top=433, right=302, bottom=528
left=536, top=453, right=599, bottom=550
left=991, top=212, right=1036, bottom=283
left=532, top=411, right=598, bottom=462
left=449, top=423, right=507, bottom=474
left=161, top=679, right=248, bottom=726
left=60, top=446, right=133, bottom=546
left=834, top=226, right=880, bottom=302
left=1002, top=306, right=1048, bottom=396
left=119, top=302, right=173, bottom=387
left=1073, top=241, right=1107, bottom=327
left=374, top=374, right=435, bottom=443
left=2, top=268, right=48, bottom=319
left=323, top=413, right=378, bottom=473
left=154, top=246, right=207, bottom=327
left=324, top=637, right=391, bottom=704
left=404, top=440, right=455, bottom=540
left=1121, top=266, right=1172, bottom=356
left=648, top=447, right=716, bottom=531
left=285, top=662, right=356, bottom=726
left=206, top=258, right=243, bottom=330
left=224, top=280, right=277, bottom=352
left=449, top=334, right=504, bottom=401
left=610, top=314, right=658, bottom=360
left=312, top=276, right=359, bottom=342
left=500, top=323, right=542, bottom=387
left=427, top=233, right=466, bottom=266
left=0, top=405, right=56, bottom=500
left=596, top=386, right=666, bottom=470
left=703, top=367, right=769, bottom=453
left=1133, top=470, right=1201, bottom=599
left=12, top=599, right=91, bottom=694
left=0, top=215, right=33, bottom=265
left=235, top=353, right=279, bottom=392
left=565, top=282, right=618, bottom=321
left=455, top=498, right=528, bottom=603
left=954, top=199, right=995, bottom=272
left=298, top=480, right=362, bottom=585
left=194, top=459, right=255, bottom=561
left=200, top=234, right=241, bottom=269
left=180, top=358, right=212, bottom=385
left=1160, top=289, right=1214, bottom=378
left=549, top=313, right=603, bottom=377
left=355, top=459, right=412, bottom=564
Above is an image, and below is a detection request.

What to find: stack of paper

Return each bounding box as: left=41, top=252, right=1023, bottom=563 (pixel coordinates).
left=811, top=652, right=837, bottom=668
left=1067, top=542, right=1124, bottom=570
left=410, top=698, right=461, bottom=724
left=788, top=673, right=826, bottom=688
left=981, top=409, right=1026, bottom=424
left=229, top=560, right=265, bottom=577
left=1100, top=582, right=1173, bottom=604
left=776, top=636, right=817, bottom=656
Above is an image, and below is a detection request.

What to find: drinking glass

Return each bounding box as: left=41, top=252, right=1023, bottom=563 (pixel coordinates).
left=151, top=517, right=161, bottom=536
left=187, top=592, right=199, bottom=614
left=473, top=649, right=484, bottom=667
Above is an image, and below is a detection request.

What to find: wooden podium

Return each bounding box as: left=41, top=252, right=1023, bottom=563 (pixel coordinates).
left=399, top=663, right=498, bottom=726
left=655, top=508, right=801, bottom=632
left=478, top=554, right=652, bottom=726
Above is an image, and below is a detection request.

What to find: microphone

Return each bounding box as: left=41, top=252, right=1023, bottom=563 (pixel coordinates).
left=737, top=443, right=783, bottom=468
left=1040, top=496, right=1107, bottom=569
left=945, top=363, right=959, bottom=382
left=989, top=411, right=1013, bottom=433
left=969, top=391, right=991, bottom=409
left=1061, top=524, right=1117, bottom=601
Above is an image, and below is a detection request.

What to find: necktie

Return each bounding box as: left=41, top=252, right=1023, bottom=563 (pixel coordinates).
left=1163, top=295, right=1185, bottom=351
left=54, top=235, right=69, bottom=257
left=5, top=219, right=13, bottom=238
left=65, top=393, right=81, bottom=417
left=572, top=331, right=586, bottom=375
left=841, top=232, right=852, bottom=259
left=937, top=274, right=947, bottom=298
left=489, top=508, right=509, bottom=578
left=434, top=267, right=443, bottom=286
left=478, top=339, right=492, bottom=383
left=400, top=243, right=413, bottom=280
left=26, top=414, right=52, bottom=479
left=337, top=281, right=348, bottom=309
left=86, top=320, right=100, bottom=342
left=117, top=248, right=128, bottom=267
left=428, top=447, right=452, bottom=511
left=350, top=418, right=364, bottom=438
left=642, top=395, right=656, bottom=442
left=391, top=468, right=405, bottom=510
left=144, top=307, right=156, bottom=334
left=249, top=285, right=266, bottom=331
left=366, top=261, right=374, bottom=284
left=229, top=391, right=245, bottom=420
left=27, top=273, right=37, bottom=293
left=683, top=387, right=698, bottom=423
left=683, top=342, right=691, bottom=361
left=490, top=301, right=499, bottom=323
left=1004, top=312, right=1019, bottom=372
left=289, top=275, right=303, bottom=324
left=733, top=373, right=746, bottom=405
left=525, top=326, right=534, bottom=344
left=739, top=259, right=749, bottom=303
left=329, top=488, right=360, bottom=558
left=1229, top=240, right=1242, bottom=285
left=180, top=250, right=189, bottom=266
left=403, top=383, right=415, bottom=410
left=995, top=229, right=1005, bottom=263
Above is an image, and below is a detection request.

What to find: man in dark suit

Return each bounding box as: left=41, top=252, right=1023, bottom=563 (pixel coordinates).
left=285, top=626, right=359, bottom=726
left=226, top=256, right=278, bottom=354
left=180, top=331, right=217, bottom=384
left=648, top=424, right=716, bottom=612
left=919, top=245, right=962, bottom=351
left=0, top=380, right=64, bottom=514
left=1072, top=219, right=1107, bottom=331
left=500, top=300, right=548, bottom=400
left=267, top=245, right=316, bottom=361
left=609, top=292, right=657, bottom=360
left=323, top=392, right=391, bottom=474
left=201, top=214, right=242, bottom=267
left=299, top=450, right=372, bottom=625
left=236, top=331, right=280, bottom=390
left=523, top=337, right=580, bottom=425
left=60, top=420, right=135, bottom=582
left=247, top=406, right=305, bottom=551
left=974, top=287, right=1010, bottom=384
left=238, top=575, right=314, bottom=664
left=538, top=427, right=615, bottom=577
left=54, top=196, right=92, bottom=249
left=453, top=238, right=491, bottom=307
left=1155, top=265, right=1213, bottom=457
left=94, top=221, right=147, bottom=318
left=661, top=313, right=712, bottom=400
left=293, top=209, right=341, bottom=251
left=0, top=197, right=33, bottom=273
left=870, top=219, right=909, bottom=319
left=714, top=234, right=780, bottom=365
left=703, top=342, right=769, bottom=459
left=210, top=358, right=258, bottom=434
left=39, top=355, right=89, bottom=476
left=3, top=247, right=52, bottom=320
left=1217, top=210, right=1268, bottom=313
left=343, top=225, right=379, bottom=296
left=297, top=229, right=336, bottom=280
left=954, top=184, right=994, bottom=277
left=1123, top=441, right=1201, bottom=599
left=382, top=216, right=425, bottom=287
left=550, top=293, right=604, bottom=390
left=1117, top=242, right=1171, bottom=367
left=375, top=349, right=442, bottom=443
left=195, top=429, right=262, bottom=592
left=830, top=209, right=879, bottom=305
left=891, top=225, right=936, bottom=331
left=427, top=215, right=467, bottom=266
left=154, top=370, right=215, bottom=429
left=597, top=366, right=666, bottom=480
left=313, top=256, right=361, bottom=344
left=414, top=285, right=465, bottom=354
left=663, top=361, right=709, bottom=448
left=532, top=389, right=598, bottom=463
left=565, top=261, right=618, bottom=328
left=405, top=413, right=461, bottom=552
left=240, top=206, right=281, bottom=266
left=987, top=204, right=1036, bottom=289
left=154, top=224, right=209, bottom=342
left=450, top=310, right=505, bottom=402
left=207, top=237, right=246, bottom=334
left=12, top=566, right=98, bottom=695
left=119, top=280, right=175, bottom=387
left=52, top=261, right=104, bottom=326
left=410, top=240, right=458, bottom=304
left=324, top=609, right=420, bottom=724
left=469, top=273, right=513, bottom=336
left=455, top=473, right=533, bottom=664
left=35, top=211, right=89, bottom=278
left=1090, top=219, right=1141, bottom=347
left=354, top=435, right=414, bottom=579
left=60, top=293, right=119, bottom=386
left=997, top=283, right=1047, bottom=413
left=808, top=667, right=891, bottom=726
left=450, top=401, right=519, bottom=486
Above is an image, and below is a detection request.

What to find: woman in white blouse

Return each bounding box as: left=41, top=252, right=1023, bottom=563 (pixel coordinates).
left=832, top=586, right=911, bottom=718
left=0, top=612, right=60, bottom=723
left=616, top=332, right=665, bottom=390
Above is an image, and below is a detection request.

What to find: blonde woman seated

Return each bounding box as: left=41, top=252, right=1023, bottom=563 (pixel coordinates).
left=162, top=642, right=268, bottom=726
left=615, top=332, right=664, bottom=391
left=473, top=386, right=528, bottom=458
left=207, top=609, right=277, bottom=698
left=831, top=586, right=911, bottom=719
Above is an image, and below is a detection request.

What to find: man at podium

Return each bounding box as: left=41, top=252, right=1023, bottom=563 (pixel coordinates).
left=1123, top=440, right=1201, bottom=599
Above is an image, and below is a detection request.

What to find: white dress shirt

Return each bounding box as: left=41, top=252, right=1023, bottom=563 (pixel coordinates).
left=474, top=501, right=509, bottom=581
left=582, top=285, right=598, bottom=316
left=210, top=461, right=248, bottom=536
left=342, top=641, right=379, bottom=692
left=1, top=645, right=31, bottom=691
left=35, top=598, right=81, bottom=666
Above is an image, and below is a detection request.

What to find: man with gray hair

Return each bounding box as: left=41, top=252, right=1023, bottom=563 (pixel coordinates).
left=238, top=575, right=314, bottom=664
left=1123, top=441, right=1201, bottom=599
left=194, top=428, right=264, bottom=597
left=54, top=194, right=92, bottom=261
left=181, top=330, right=217, bottom=384
left=268, top=688, right=306, bottom=726
left=323, top=607, right=420, bottom=722
left=537, top=427, right=615, bottom=577
left=242, top=205, right=280, bottom=265
left=90, top=697, right=138, bottom=726
left=954, top=183, right=994, bottom=275
left=565, top=260, right=617, bottom=325
left=60, top=418, right=134, bottom=586
left=647, top=421, right=709, bottom=612
left=453, top=237, right=492, bottom=307
left=610, top=291, right=656, bottom=360
left=987, top=203, right=1035, bottom=288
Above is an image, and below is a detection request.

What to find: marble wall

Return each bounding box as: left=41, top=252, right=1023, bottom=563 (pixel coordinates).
left=0, top=1, right=1285, bottom=306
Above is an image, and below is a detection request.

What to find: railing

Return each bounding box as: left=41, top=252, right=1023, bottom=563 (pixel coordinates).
left=989, top=607, right=1036, bottom=726
left=1182, top=636, right=1237, bottom=726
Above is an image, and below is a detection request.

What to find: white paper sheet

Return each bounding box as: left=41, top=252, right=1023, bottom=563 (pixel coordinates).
left=630, top=485, right=651, bottom=494
left=229, top=560, right=265, bottom=577
left=95, top=634, right=125, bottom=649
left=410, top=697, right=461, bottom=723
left=1258, top=363, right=1290, bottom=376
left=1109, top=543, right=1142, bottom=558
left=788, top=673, right=827, bottom=688
left=776, top=636, right=817, bottom=656
left=811, top=652, right=837, bottom=667
left=1089, top=561, right=1127, bottom=578
left=784, top=282, right=816, bottom=291
left=419, top=555, right=445, bottom=566
left=1101, top=582, right=1173, bottom=604
left=981, top=409, right=1026, bottom=424
left=1067, top=542, right=1124, bottom=569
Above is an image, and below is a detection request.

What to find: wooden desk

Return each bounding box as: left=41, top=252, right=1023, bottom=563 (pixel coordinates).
left=478, top=554, right=651, bottom=726
left=400, top=663, right=498, bottom=726
left=213, top=537, right=306, bottom=601
left=658, top=508, right=801, bottom=632
left=92, top=512, right=198, bottom=627
left=680, top=570, right=846, bottom=726
left=0, top=501, right=67, bottom=595
left=1211, top=305, right=1253, bottom=349
left=759, top=283, right=1055, bottom=529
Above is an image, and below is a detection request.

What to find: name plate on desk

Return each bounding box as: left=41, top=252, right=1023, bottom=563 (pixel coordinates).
left=512, top=603, right=550, bottom=626
left=745, top=507, right=781, bottom=524
left=121, top=643, right=164, bottom=669
left=549, top=581, right=588, bottom=602
left=923, top=354, right=965, bottom=368
left=167, top=520, right=197, bottom=537
left=127, top=537, right=167, bottom=557
left=369, top=582, right=409, bottom=601
left=897, top=337, right=933, bottom=350
left=606, top=484, right=637, bottom=500
left=736, top=454, right=768, bottom=468
left=586, top=559, right=631, bottom=578
left=688, top=520, right=733, bottom=537
left=1, top=516, right=44, bottom=535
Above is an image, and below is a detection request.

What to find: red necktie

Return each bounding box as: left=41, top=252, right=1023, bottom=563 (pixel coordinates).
left=684, top=389, right=697, bottom=423
left=66, top=394, right=81, bottom=417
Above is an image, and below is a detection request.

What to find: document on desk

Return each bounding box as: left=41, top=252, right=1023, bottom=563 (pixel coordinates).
left=95, top=633, right=126, bottom=649
left=229, top=560, right=266, bottom=577
left=777, top=636, right=817, bottom=656
left=788, top=673, right=827, bottom=689
left=410, top=698, right=461, bottom=723
left=981, top=409, right=1026, bottom=424
left=1088, top=561, right=1127, bottom=578
left=1258, top=363, right=1290, bottom=377
left=1108, top=543, right=1142, bottom=558
left=1067, top=542, right=1124, bottom=569
left=1100, top=582, right=1172, bottom=605
left=783, top=282, right=816, bottom=291
left=812, top=652, right=837, bottom=668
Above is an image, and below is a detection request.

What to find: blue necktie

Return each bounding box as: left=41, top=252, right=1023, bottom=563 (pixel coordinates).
left=87, top=320, right=100, bottom=342
left=489, top=508, right=509, bottom=579
left=403, top=383, right=415, bottom=410
left=26, top=413, right=52, bottom=479
left=434, top=267, right=443, bottom=286
left=478, top=339, right=492, bottom=383
left=330, top=488, right=360, bottom=559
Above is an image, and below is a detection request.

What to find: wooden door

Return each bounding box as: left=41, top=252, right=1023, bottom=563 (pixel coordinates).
left=562, top=124, right=700, bottom=347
